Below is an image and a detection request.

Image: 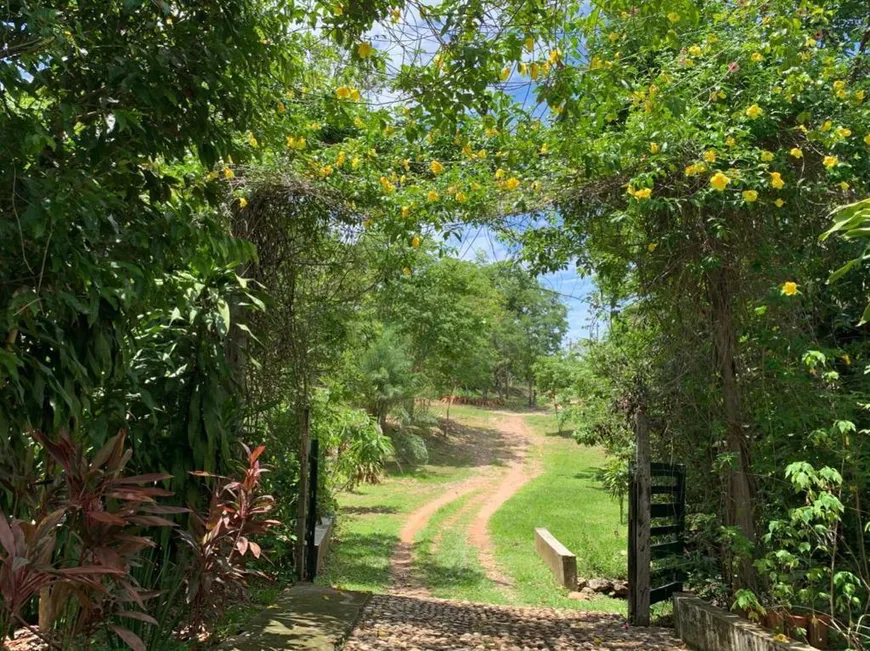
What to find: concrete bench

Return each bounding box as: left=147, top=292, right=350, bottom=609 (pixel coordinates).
left=534, top=528, right=577, bottom=589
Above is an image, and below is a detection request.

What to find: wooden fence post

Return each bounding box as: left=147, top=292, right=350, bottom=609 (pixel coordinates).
left=629, top=405, right=652, bottom=626
left=305, top=438, right=320, bottom=580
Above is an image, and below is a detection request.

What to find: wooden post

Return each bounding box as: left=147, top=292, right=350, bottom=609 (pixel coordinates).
left=294, top=406, right=311, bottom=581
left=629, top=405, right=652, bottom=626
left=305, top=438, right=320, bottom=581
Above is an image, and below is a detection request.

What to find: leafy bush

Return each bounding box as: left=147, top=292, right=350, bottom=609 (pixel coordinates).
left=391, top=432, right=429, bottom=467
left=0, top=430, right=180, bottom=650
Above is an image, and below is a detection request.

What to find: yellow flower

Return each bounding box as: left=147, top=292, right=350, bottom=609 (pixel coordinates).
left=833, top=79, right=846, bottom=92
left=351, top=156, right=360, bottom=169
left=391, top=8, right=401, bottom=22
left=353, top=116, right=365, bottom=129
left=688, top=45, right=702, bottom=57
left=427, top=190, right=439, bottom=202
left=725, top=136, right=736, bottom=147
left=455, top=191, right=468, bottom=203
left=633, top=187, right=652, bottom=199
left=357, top=42, right=374, bottom=58
left=710, top=171, right=731, bottom=191
left=751, top=52, right=764, bottom=62
left=820, top=120, right=832, bottom=132
left=823, top=155, right=838, bottom=168
left=648, top=243, right=657, bottom=252
left=760, top=150, right=774, bottom=162
left=494, top=168, right=506, bottom=180
left=775, top=198, right=785, bottom=207
left=286, top=135, right=296, bottom=148
left=703, top=150, right=717, bottom=163
left=379, top=176, right=395, bottom=194
left=836, top=126, right=852, bottom=138
left=548, top=49, right=561, bottom=65
left=865, top=134, right=870, bottom=146
left=667, top=12, right=680, bottom=23
left=277, top=102, right=285, bottom=113
left=503, top=177, right=520, bottom=191
left=790, top=147, right=803, bottom=158
left=742, top=189, right=758, bottom=202
left=856, top=90, right=866, bottom=103
left=524, top=36, right=534, bottom=52
left=223, top=167, right=234, bottom=179
left=411, top=235, right=421, bottom=248
left=430, top=160, right=445, bottom=175
left=477, top=149, right=487, bottom=159
left=540, top=143, right=549, bottom=155
left=319, top=165, right=334, bottom=178
left=769, top=172, right=784, bottom=189
left=685, top=163, right=706, bottom=176
left=462, top=143, right=473, bottom=157
left=401, top=205, right=411, bottom=218
left=500, top=67, right=511, bottom=81
left=335, top=86, right=352, bottom=99
left=529, top=63, right=541, bottom=80
left=842, top=353, right=852, bottom=365
left=746, top=104, right=763, bottom=119
left=332, top=4, right=343, bottom=15
left=650, top=142, right=660, bottom=154
left=781, top=281, right=798, bottom=296
left=247, top=131, right=258, bottom=147
left=840, top=181, right=850, bottom=191
left=238, top=197, right=248, bottom=208
left=609, top=32, right=620, bottom=42
left=350, top=88, right=361, bottom=102
left=336, top=151, right=347, bottom=167
left=402, top=267, right=412, bottom=277
left=774, top=634, right=789, bottom=643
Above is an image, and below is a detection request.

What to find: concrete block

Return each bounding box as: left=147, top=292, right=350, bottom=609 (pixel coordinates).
left=314, top=516, right=335, bottom=573
left=673, top=593, right=814, bottom=651
left=534, top=527, right=577, bottom=589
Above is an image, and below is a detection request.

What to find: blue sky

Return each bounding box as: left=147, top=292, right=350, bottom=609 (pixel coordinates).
left=448, top=225, right=597, bottom=345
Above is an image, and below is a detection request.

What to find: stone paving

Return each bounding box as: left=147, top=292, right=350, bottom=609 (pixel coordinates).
left=343, top=594, right=687, bottom=651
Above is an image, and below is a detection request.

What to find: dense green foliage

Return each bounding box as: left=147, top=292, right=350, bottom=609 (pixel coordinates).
left=2, top=0, right=869, bottom=646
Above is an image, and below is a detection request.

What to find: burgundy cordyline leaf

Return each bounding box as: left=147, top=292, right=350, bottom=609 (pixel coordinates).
left=249, top=541, right=261, bottom=559
left=117, top=610, right=158, bottom=625
left=110, top=624, right=147, bottom=651
left=0, top=510, right=16, bottom=556
left=250, top=445, right=266, bottom=464
left=127, top=515, right=177, bottom=527
left=90, top=432, right=124, bottom=470
left=236, top=537, right=249, bottom=556
left=87, top=511, right=129, bottom=526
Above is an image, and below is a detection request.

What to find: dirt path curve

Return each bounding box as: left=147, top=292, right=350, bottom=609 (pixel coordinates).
left=388, top=411, right=541, bottom=598
left=468, top=414, right=539, bottom=596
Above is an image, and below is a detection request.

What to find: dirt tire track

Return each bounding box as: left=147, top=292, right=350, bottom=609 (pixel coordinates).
left=468, top=414, right=541, bottom=598
left=389, top=476, right=490, bottom=596
left=388, top=411, right=540, bottom=599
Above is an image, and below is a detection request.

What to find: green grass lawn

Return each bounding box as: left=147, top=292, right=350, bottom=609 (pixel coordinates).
left=316, top=420, right=481, bottom=593
left=489, top=411, right=628, bottom=613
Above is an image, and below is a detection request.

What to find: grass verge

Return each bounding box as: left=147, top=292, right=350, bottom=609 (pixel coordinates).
left=489, top=411, right=627, bottom=612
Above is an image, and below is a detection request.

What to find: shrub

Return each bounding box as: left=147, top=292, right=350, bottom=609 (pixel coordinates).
left=179, top=444, right=280, bottom=632
left=1, top=429, right=181, bottom=650
left=392, top=432, right=429, bottom=467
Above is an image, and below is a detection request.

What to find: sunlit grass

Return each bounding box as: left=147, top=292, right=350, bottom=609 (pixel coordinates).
left=489, top=411, right=627, bottom=613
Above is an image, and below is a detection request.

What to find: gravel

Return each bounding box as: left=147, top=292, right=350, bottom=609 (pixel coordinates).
left=344, top=594, right=687, bottom=650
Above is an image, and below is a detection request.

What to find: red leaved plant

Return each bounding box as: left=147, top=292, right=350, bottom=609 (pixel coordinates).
left=180, top=444, right=279, bottom=631
left=0, top=429, right=184, bottom=650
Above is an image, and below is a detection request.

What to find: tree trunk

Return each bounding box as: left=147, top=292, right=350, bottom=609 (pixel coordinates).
left=294, top=406, right=311, bottom=580
left=708, top=268, right=756, bottom=589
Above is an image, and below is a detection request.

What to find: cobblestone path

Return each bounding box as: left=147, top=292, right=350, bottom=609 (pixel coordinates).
left=344, top=594, right=687, bottom=651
